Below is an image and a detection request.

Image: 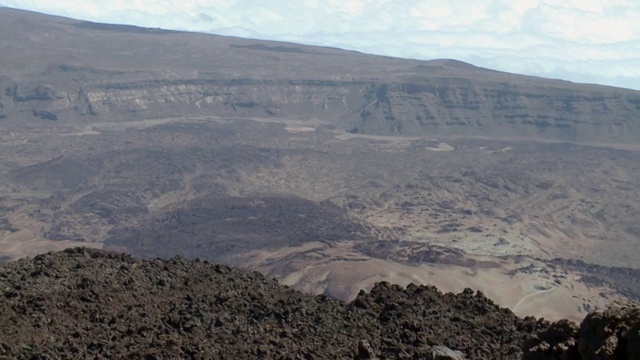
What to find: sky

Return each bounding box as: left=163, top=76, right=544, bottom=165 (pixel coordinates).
left=2, top=0, right=639, bottom=90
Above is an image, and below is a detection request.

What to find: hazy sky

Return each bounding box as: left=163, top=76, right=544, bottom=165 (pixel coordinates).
left=2, top=0, right=639, bottom=90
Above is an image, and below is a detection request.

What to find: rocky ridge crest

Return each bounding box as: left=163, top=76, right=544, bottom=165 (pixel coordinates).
left=0, top=248, right=638, bottom=359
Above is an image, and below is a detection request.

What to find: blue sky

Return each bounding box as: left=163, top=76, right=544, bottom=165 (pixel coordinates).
left=2, top=0, right=639, bottom=90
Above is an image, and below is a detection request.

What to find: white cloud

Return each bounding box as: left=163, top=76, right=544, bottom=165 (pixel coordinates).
left=2, top=0, right=640, bottom=89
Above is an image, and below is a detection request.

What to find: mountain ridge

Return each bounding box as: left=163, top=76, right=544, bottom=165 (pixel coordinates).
left=1, top=7, right=639, bottom=144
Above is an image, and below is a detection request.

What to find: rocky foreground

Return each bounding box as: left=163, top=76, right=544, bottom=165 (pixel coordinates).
left=0, top=248, right=638, bottom=359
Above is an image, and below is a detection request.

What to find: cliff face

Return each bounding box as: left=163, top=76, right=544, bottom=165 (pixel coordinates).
left=347, top=78, right=640, bottom=143
left=1, top=8, right=639, bottom=144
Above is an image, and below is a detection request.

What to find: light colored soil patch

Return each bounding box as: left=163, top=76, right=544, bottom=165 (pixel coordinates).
left=67, top=118, right=181, bottom=136
left=511, top=273, right=614, bottom=321
left=285, top=125, right=316, bottom=133
left=239, top=241, right=622, bottom=322
left=66, top=116, right=233, bottom=136
left=425, top=142, right=454, bottom=152
left=246, top=117, right=327, bottom=127
left=333, top=131, right=422, bottom=142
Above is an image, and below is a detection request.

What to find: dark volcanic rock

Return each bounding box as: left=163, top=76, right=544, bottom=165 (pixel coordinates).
left=105, top=196, right=389, bottom=264
left=0, top=248, right=548, bottom=359
left=577, top=303, right=640, bottom=360
left=9, top=155, right=98, bottom=192
left=523, top=303, right=640, bottom=360
left=523, top=319, right=579, bottom=359
left=2, top=248, right=638, bottom=359
left=548, top=258, right=640, bottom=302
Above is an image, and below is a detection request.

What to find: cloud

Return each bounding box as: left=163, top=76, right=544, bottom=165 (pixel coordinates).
left=2, top=0, right=640, bottom=89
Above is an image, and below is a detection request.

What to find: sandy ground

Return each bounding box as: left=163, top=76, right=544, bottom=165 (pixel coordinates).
left=244, top=242, right=621, bottom=323
left=0, top=202, right=622, bottom=323
left=1, top=207, right=101, bottom=259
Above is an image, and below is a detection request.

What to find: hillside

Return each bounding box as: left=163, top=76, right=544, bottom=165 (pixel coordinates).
left=0, top=7, right=639, bottom=144
left=0, top=7, right=639, bottom=325
left=1, top=248, right=639, bottom=359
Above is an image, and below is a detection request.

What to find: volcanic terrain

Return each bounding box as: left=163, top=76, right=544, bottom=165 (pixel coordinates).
left=0, top=7, right=639, bottom=322
left=1, top=248, right=639, bottom=359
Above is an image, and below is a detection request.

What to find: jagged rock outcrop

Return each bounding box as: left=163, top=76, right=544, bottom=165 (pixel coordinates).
left=577, top=302, right=640, bottom=360
left=523, top=302, right=640, bottom=360
left=523, top=320, right=580, bottom=359
left=0, top=248, right=543, bottom=359
left=1, top=248, right=638, bottom=359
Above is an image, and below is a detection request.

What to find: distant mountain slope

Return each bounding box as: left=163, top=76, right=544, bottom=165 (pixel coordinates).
left=0, top=7, right=639, bottom=144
